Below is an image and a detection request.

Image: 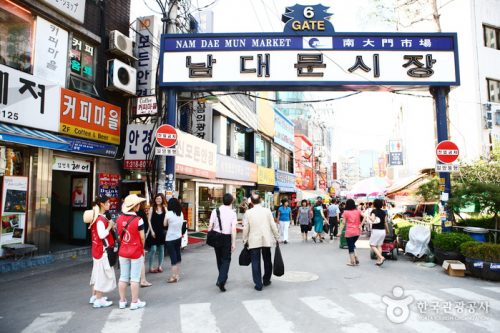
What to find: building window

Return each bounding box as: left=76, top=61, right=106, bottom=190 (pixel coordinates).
left=255, top=135, right=271, bottom=168
left=487, top=79, right=500, bottom=103
left=484, top=25, right=500, bottom=50
left=0, top=2, right=34, bottom=73
left=235, top=123, right=251, bottom=161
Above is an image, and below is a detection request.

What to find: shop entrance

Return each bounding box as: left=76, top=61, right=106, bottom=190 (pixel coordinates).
left=50, top=171, right=91, bottom=249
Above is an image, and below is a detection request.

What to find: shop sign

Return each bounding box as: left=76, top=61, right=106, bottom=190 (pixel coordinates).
left=389, top=139, right=403, bottom=152
left=176, top=131, right=216, bottom=178
left=135, top=15, right=161, bottom=96
left=124, top=123, right=154, bottom=170
left=274, top=109, right=294, bottom=151
left=191, top=101, right=212, bottom=142
left=42, top=0, right=86, bottom=23
left=98, top=173, right=120, bottom=219
left=257, top=166, right=275, bottom=186
left=0, top=65, right=60, bottom=132
left=59, top=88, right=121, bottom=145
left=275, top=170, right=295, bottom=189
left=134, top=96, right=158, bottom=115
left=65, top=138, right=118, bottom=158
left=295, top=134, right=313, bottom=168
left=52, top=156, right=90, bottom=173
left=0, top=176, right=28, bottom=247
left=257, top=92, right=275, bottom=137
left=295, top=165, right=314, bottom=190
left=34, top=17, right=69, bottom=87
left=216, top=154, right=257, bottom=182
left=389, top=152, right=403, bottom=166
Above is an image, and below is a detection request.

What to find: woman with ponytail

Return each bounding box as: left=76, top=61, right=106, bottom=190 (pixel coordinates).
left=88, top=196, right=116, bottom=308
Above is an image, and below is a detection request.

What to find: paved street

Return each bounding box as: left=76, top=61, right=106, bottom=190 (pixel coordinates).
left=1, top=227, right=499, bottom=333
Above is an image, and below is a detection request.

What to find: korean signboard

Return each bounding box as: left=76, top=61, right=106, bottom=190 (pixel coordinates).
left=98, top=173, right=120, bottom=220
left=34, top=17, right=69, bottom=87
left=70, top=37, right=96, bottom=81
left=124, top=123, right=154, bottom=170
left=274, top=109, right=294, bottom=151
left=135, top=15, right=161, bottom=96
left=257, top=166, right=275, bottom=186
left=52, top=156, right=91, bottom=173
left=0, top=65, right=60, bottom=132
left=275, top=170, right=296, bottom=192
left=42, top=0, right=86, bottom=23
left=133, top=96, right=158, bottom=116
left=191, top=100, right=212, bottom=142
left=216, top=154, right=257, bottom=182
left=59, top=89, right=121, bottom=145
left=159, top=4, right=459, bottom=91
left=176, top=130, right=216, bottom=179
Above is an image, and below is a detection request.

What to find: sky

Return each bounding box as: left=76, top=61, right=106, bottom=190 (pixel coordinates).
left=130, top=0, right=438, bottom=171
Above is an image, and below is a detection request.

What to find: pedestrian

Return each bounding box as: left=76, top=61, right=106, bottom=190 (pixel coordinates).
left=136, top=198, right=152, bottom=288
left=366, top=198, right=389, bottom=266
left=88, top=196, right=115, bottom=308
left=343, top=199, right=363, bottom=266
left=242, top=194, right=279, bottom=291
left=164, top=197, right=184, bottom=283
left=296, top=199, right=312, bottom=241
left=147, top=193, right=167, bottom=273
left=276, top=198, right=292, bottom=244
left=311, top=200, right=328, bottom=243
left=117, top=194, right=147, bottom=310
left=327, top=199, right=340, bottom=240
left=208, top=193, right=237, bottom=292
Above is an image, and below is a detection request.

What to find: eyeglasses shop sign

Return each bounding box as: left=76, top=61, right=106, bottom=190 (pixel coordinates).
left=175, top=131, right=216, bottom=178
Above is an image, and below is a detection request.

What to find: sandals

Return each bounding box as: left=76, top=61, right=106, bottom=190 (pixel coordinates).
left=376, top=258, right=386, bottom=266
left=149, top=268, right=158, bottom=273
left=158, top=267, right=163, bottom=273
left=167, top=276, right=179, bottom=283
left=140, top=282, right=152, bottom=288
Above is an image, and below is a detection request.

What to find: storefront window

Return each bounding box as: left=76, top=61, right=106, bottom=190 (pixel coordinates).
left=235, top=123, right=252, bottom=161
left=255, top=135, right=271, bottom=167
left=0, top=146, right=25, bottom=176
left=0, top=2, right=34, bottom=73
left=198, top=184, right=223, bottom=229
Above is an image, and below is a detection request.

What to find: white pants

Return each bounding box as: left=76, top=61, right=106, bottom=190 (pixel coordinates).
left=279, top=221, right=290, bottom=242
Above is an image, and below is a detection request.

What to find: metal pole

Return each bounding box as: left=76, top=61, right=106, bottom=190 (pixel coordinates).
left=431, top=86, right=452, bottom=232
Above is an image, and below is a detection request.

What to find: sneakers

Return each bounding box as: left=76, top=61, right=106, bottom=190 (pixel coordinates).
left=130, top=300, right=146, bottom=310
left=89, top=295, right=107, bottom=304
left=93, top=298, right=113, bottom=308
left=119, top=299, right=128, bottom=309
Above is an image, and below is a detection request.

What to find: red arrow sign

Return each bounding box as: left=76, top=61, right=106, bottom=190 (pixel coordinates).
left=155, top=124, right=178, bottom=148
left=436, top=140, right=459, bottom=164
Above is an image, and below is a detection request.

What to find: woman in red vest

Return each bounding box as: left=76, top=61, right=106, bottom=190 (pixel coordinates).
left=89, top=196, right=116, bottom=308
left=117, top=194, right=147, bottom=310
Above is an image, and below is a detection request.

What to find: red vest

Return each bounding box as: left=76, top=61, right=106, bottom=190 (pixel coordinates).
left=117, top=214, right=143, bottom=259
left=91, top=215, right=115, bottom=260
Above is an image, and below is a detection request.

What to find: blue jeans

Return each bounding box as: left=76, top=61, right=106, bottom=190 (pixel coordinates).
left=165, top=238, right=182, bottom=265
left=214, top=234, right=232, bottom=285
left=250, top=247, right=272, bottom=289
left=148, top=244, right=164, bottom=269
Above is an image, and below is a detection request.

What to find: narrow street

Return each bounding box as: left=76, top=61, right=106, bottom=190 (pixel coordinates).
left=1, top=227, right=498, bottom=333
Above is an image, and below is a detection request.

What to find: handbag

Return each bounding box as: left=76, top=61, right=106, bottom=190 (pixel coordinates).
left=307, top=222, right=312, bottom=231
left=273, top=242, right=285, bottom=276
left=101, top=223, right=120, bottom=267
left=239, top=244, right=251, bottom=266
left=206, top=208, right=224, bottom=248
left=323, top=222, right=330, bottom=234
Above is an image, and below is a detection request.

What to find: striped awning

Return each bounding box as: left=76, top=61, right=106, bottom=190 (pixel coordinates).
left=0, top=123, right=68, bottom=150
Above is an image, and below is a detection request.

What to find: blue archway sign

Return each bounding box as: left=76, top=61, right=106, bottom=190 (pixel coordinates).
left=160, top=4, right=457, bottom=232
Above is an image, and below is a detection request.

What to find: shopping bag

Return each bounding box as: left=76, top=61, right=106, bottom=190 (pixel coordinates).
left=273, top=242, right=285, bottom=276
left=239, top=244, right=251, bottom=266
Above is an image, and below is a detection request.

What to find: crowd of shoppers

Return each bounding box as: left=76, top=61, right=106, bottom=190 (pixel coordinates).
left=87, top=191, right=390, bottom=308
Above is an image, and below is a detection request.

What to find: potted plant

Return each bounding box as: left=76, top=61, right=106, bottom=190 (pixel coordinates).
left=432, top=232, right=473, bottom=265
left=460, top=241, right=500, bottom=281
left=396, top=225, right=412, bottom=252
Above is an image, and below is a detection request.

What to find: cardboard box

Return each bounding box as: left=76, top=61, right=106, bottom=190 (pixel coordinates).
left=442, top=260, right=466, bottom=277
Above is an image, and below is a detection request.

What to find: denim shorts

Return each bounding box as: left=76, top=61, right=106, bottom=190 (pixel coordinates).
left=119, top=256, right=144, bottom=283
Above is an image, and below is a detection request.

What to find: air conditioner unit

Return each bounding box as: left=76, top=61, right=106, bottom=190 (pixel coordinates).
left=109, top=30, right=135, bottom=59
left=106, top=59, right=136, bottom=95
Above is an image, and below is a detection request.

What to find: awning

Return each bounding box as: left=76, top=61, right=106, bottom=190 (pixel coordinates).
left=275, top=186, right=296, bottom=193
left=385, top=174, right=428, bottom=196
left=0, top=123, right=68, bottom=150
left=297, top=189, right=330, bottom=201
left=0, top=123, right=117, bottom=158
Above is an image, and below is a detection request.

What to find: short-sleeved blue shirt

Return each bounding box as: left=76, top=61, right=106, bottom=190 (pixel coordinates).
left=278, top=206, right=292, bottom=221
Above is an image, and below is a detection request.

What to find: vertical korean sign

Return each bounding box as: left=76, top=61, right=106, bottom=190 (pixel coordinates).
left=159, top=5, right=459, bottom=91
left=98, top=173, right=120, bottom=220
left=1, top=176, right=28, bottom=247
left=59, top=88, right=121, bottom=144
left=135, top=15, right=161, bottom=96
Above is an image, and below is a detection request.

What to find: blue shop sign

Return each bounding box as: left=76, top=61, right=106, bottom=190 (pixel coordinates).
left=274, top=109, right=294, bottom=151
left=275, top=170, right=296, bottom=192
left=216, top=154, right=257, bottom=182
